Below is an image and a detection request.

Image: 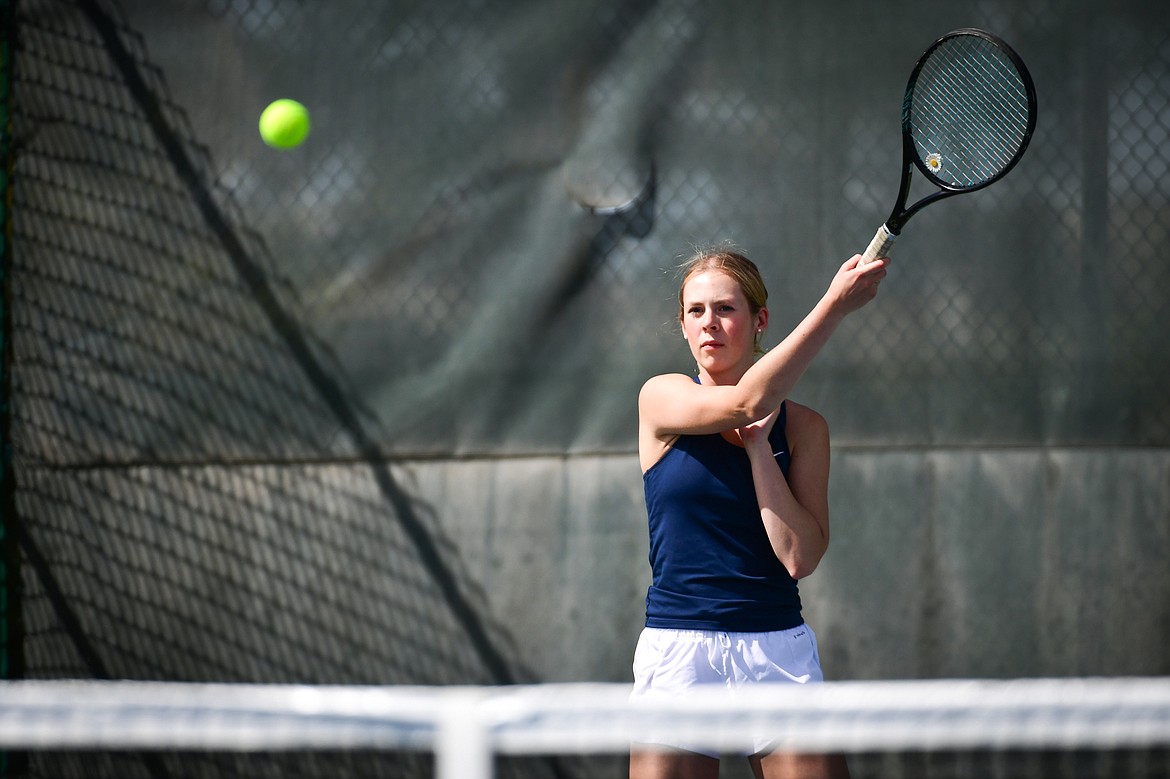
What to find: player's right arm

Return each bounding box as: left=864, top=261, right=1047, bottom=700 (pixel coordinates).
left=638, top=255, right=886, bottom=471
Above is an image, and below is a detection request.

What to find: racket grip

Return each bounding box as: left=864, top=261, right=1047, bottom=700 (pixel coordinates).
left=860, top=224, right=896, bottom=265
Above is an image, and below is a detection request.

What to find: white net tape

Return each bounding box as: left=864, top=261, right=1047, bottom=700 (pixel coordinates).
left=2, top=678, right=1170, bottom=778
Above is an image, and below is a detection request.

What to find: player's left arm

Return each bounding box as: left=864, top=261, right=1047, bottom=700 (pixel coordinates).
left=740, top=402, right=832, bottom=580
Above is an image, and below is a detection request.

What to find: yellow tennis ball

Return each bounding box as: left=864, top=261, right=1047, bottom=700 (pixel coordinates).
left=259, top=99, right=310, bottom=149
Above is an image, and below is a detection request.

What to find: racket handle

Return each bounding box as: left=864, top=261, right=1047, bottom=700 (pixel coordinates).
left=860, top=224, right=897, bottom=265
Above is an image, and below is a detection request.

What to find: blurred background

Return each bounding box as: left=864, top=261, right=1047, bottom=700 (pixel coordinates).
left=2, top=0, right=1168, bottom=776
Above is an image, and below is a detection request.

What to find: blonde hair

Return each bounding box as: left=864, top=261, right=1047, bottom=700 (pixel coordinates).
left=676, top=246, right=769, bottom=353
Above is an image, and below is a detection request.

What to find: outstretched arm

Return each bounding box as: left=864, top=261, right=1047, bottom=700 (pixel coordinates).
left=640, top=254, right=887, bottom=441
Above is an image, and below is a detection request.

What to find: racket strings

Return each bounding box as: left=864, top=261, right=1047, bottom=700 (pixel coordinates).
left=929, top=56, right=1030, bottom=141
left=915, top=71, right=1028, bottom=183
left=909, top=36, right=1033, bottom=188
left=915, top=77, right=1025, bottom=183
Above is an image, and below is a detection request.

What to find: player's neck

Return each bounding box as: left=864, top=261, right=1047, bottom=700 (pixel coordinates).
left=697, top=360, right=751, bottom=387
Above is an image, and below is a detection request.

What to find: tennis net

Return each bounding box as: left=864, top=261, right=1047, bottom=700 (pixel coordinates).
left=1, top=677, right=1169, bottom=778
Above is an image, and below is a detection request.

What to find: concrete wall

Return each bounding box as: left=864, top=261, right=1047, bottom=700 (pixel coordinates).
left=420, top=448, right=1170, bottom=683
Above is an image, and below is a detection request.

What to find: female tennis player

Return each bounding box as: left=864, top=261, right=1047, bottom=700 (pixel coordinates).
left=630, top=247, right=887, bottom=779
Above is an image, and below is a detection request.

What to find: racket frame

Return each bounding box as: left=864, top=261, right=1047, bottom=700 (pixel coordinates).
left=861, top=28, right=1037, bottom=263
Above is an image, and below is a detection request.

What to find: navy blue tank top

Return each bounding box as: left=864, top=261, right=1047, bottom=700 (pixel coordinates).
left=642, top=400, right=803, bottom=632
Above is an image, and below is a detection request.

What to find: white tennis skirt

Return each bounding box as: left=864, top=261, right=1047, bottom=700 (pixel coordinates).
left=629, top=624, right=824, bottom=758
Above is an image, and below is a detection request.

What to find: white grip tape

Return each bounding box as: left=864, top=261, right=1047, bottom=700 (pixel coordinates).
left=861, top=224, right=896, bottom=265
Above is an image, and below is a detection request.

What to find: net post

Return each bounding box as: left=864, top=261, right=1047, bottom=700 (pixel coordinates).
left=436, top=690, right=493, bottom=779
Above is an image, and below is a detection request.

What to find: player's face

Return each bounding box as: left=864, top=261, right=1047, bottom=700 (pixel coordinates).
left=680, top=270, right=763, bottom=381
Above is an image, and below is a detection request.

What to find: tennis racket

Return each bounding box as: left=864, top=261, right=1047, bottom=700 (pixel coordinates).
left=860, top=28, right=1037, bottom=264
